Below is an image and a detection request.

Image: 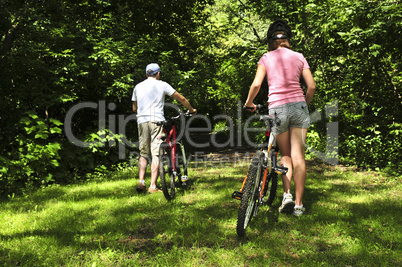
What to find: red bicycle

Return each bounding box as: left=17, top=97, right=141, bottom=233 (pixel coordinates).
left=157, top=112, right=192, bottom=201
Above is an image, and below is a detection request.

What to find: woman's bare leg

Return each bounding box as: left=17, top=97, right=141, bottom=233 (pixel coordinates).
left=289, top=127, right=307, bottom=207
left=275, top=130, right=292, bottom=194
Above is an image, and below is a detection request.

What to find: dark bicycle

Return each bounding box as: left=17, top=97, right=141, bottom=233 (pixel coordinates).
left=232, top=105, right=288, bottom=237
left=157, top=112, right=192, bottom=201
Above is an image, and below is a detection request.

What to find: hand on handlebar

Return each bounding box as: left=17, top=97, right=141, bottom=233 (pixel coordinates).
left=187, top=109, right=197, bottom=115
left=244, top=103, right=256, bottom=112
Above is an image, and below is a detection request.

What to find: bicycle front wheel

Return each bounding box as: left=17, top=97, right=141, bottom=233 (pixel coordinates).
left=159, top=142, right=176, bottom=200
left=236, top=151, right=264, bottom=237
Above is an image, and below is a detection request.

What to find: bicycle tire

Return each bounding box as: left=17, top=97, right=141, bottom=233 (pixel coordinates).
left=159, top=142, right=176, bottom=200
left=236, top=151, right=264, bottom=237
left=176, top=142, right=189, bottom=189
left=263, top=172, right=278, bottom=206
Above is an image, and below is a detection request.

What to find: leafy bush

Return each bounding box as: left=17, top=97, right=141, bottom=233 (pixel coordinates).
left=0, top=111, right=133, bottom=196
left=58, top=129, right=129, bottom=180
left=0, top=112, right=63, bottom=195
left=342, top=123, right=402, bottom=173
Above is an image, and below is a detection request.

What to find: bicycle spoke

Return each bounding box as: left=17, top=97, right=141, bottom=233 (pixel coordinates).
left=236, top=151, right=264, bottom=237
left=159, top=143, right=175, bottom=200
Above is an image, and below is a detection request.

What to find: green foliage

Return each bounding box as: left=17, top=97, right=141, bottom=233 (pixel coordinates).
left=0, top=0, right=214, bottom=194
left=0, top=0, right=401, bottom=195
left=0, top=110, right=133, bottom=195
left=342, top=123, right=402, bottom=172
left=244, top=0, right=402, bottom=171
left=0, top=112, right=63, bottom=194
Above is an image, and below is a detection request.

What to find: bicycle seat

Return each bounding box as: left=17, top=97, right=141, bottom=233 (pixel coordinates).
left=155, top=121, right=170, bottom=127
left=260, top=115, right=275, bottom=122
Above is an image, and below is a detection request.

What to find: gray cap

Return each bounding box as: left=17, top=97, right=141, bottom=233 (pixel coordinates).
left=146, top=63, right=161, bottom=75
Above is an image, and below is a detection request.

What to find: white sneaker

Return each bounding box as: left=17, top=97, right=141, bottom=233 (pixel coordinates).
left=278, top=193, right=295, bottom=213
left=293, top=205, right=306, bottom=217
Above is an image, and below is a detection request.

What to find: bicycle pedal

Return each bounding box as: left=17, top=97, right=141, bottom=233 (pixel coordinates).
left=275, top=165, right=288, bottom=174
left=181, top=175, right=189, bottom=182
left=232, top=191, right=242, bottom=200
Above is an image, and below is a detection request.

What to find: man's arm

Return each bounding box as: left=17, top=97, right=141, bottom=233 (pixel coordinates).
left=132, top=101, right=138, bottom=113
left=171, top=91, right=196, bottom=114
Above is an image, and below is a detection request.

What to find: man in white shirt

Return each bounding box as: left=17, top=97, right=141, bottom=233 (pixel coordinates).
left=132, top=63, right=196, bottom=193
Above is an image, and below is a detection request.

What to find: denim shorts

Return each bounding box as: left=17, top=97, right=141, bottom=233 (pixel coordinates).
left=268, top=101, right=310, bottom=136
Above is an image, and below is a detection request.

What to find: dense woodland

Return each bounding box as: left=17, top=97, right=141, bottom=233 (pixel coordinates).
left=0, top=0, right=401, bottom=195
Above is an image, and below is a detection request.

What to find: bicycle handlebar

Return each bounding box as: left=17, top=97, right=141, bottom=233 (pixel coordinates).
left=243, top=104, right=267, bottom=113
left=155, top=112, right=193, bottom=127
left=170, top=112, right=192, bottom=121
left=244, top=104, right=275, bottom=122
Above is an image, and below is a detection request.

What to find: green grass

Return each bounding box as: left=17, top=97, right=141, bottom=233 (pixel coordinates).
left=1, top=159, right=401, bottom=266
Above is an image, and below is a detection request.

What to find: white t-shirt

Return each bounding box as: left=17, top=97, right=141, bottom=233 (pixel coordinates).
left=131, top=79, right=176, bottom=124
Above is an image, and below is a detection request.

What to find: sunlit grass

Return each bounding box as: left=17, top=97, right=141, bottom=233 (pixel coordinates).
left=0, top=159, right=401, bottom=266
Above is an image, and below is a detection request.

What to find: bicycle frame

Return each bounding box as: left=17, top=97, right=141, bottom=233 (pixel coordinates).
left=259, top=117, right=279, bottom=200
left=161, top=116, right=188, bottom=180
left=234, top=105, right=289, bottom=236
left=165, top=124, right=177, bottom=172
left=233, top=109, right=286, bottom=202
left=239, top=116, right=276, bottom=195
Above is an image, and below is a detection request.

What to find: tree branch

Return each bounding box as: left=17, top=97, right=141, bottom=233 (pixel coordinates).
left=1, top=24, right=18, bottom=59
left=226, top=0, right=263, bottom=44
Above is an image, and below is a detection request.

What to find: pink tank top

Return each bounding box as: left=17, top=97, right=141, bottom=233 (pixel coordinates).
left=258, top=48, right=310, bottom=108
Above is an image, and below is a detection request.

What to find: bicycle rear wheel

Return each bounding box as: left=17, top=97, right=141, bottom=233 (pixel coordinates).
left=176, top=142, right=189, bottom=188
left=236, top=151, right=264, bottom=237
left=159, top=142, right=176, bottom=200
left=262, top=171, right=278, bottom=206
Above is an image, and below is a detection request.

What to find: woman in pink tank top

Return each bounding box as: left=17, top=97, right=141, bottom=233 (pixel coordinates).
left=245, top=19, right=316, bottom=217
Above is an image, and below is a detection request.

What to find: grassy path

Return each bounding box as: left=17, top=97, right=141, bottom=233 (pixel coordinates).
left=1, top=159, right=401, bottom=266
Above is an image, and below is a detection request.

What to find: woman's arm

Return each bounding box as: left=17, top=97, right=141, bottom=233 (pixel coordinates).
left=302, top=68, right=316, bottom=106
left=245, top=64, right=266, bottom=111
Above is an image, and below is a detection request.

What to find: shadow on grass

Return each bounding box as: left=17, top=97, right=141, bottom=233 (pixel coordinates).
left=1, top=158, right=401, bottom=266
